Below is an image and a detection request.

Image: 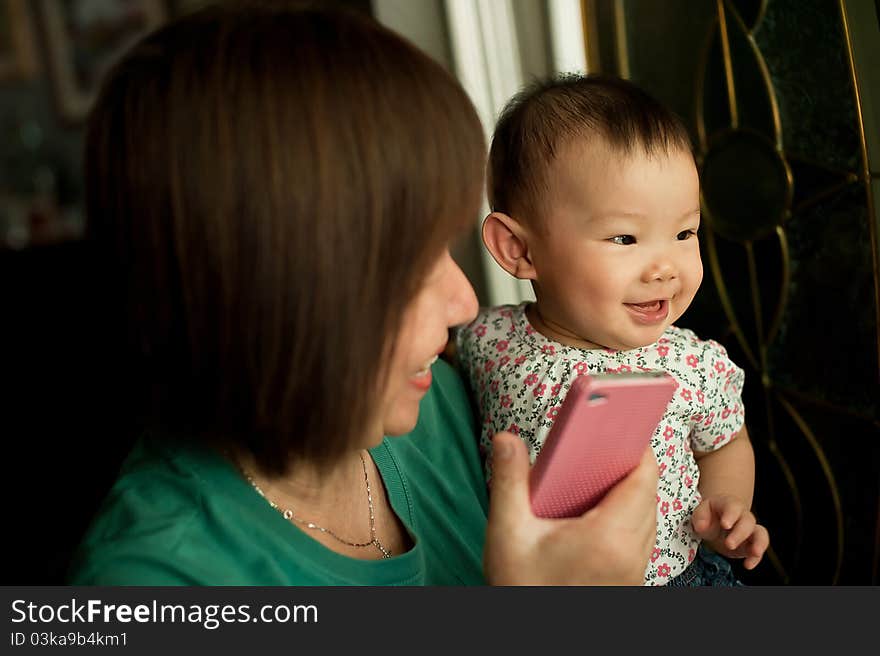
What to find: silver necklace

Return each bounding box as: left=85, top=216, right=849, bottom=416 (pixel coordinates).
left=240, top=451, right=392, bottom=559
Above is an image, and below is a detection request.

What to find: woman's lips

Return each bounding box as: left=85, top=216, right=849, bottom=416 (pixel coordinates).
left=410, top=368, right=433, bottom=391
left=410, top=354, right=439, bottom=391
left=624, top=299, right=669, bottom=324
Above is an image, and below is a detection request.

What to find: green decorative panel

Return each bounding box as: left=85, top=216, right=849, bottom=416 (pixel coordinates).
left=755, top=0, right=862, bottom=171
left=773, top=182, right=877, bottom=417
left=587, top=0, right=880, bottom=584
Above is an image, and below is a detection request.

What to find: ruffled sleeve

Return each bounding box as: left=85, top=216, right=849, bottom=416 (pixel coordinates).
left=689, top=339, right=745, bottom=453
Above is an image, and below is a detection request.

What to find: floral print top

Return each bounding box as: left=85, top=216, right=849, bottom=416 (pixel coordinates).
left=456, top=303, right=745, bottom=586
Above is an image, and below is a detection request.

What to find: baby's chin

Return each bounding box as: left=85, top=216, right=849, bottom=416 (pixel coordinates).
left=604, top=327, right=670, bottom=352
left=605, top=341, right=658, bottom=352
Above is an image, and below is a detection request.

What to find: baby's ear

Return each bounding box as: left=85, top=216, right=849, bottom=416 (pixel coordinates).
left=481, top=212, right=537, bottom=281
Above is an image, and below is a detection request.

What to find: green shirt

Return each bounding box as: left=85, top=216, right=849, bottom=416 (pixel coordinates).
left=68, top=360, right=488, bottom=585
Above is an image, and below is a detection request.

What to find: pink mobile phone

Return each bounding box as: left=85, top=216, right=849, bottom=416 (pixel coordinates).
left=529, top=371, right=676, bottom=518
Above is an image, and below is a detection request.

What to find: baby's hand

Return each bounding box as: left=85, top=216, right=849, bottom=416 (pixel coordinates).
left=691, top=495, right=769, bottom=570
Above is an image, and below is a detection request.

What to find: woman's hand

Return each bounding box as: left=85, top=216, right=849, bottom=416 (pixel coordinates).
left=484, top=432, right=658, bottom=585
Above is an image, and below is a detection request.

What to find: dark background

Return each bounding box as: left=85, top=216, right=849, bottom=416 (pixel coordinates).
left=3, top=0, right=879, bottom=585
left=1, top=0, right=371, bottom=585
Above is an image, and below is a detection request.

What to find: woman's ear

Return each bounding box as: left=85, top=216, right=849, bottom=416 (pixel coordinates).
left=481, top=212, right=538, bottom=281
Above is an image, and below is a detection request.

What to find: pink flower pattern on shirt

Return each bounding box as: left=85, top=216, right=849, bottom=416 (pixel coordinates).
left=456, top=303, right=746, bottom=586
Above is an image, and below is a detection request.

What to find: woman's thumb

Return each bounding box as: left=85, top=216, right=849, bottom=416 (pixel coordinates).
left=486, top=432, right=532, bottom=529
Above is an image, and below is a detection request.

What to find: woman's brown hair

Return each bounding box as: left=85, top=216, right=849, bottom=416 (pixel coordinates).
left=86, top=2, right=485, bottom=475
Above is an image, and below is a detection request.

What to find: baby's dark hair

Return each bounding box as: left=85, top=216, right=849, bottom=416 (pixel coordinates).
left=488, top=73, right=693, bottom=225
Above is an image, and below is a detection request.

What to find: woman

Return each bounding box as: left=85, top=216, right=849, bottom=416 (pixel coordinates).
left=68, top=2, right=658, bottom=585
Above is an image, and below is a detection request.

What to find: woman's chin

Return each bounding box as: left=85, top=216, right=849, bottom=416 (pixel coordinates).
left=382, top=408, right=420, bottom=438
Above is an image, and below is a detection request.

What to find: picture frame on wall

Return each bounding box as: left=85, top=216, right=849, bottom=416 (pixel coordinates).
left=38, top=0, right=167, bottom=124
left=0, top=0, right=39, bottom=81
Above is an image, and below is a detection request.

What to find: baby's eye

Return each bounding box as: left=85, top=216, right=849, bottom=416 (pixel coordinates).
left=677, top=230, right=697, bottom=241
left=609, top=235, right=636, bottom=245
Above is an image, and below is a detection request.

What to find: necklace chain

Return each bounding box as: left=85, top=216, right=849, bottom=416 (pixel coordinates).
left=240, top=451, right=392, bottom=559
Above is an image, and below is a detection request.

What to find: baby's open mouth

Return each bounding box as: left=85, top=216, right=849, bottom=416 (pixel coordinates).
left=624, top=299, right=670, bottom=324
left=626, top=300, right=664, bottom=312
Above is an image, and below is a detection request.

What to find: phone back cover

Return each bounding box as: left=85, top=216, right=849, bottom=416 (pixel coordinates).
left=529, top=373, right=676, bottom=518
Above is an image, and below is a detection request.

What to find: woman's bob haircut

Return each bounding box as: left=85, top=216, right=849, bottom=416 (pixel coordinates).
left=86, top=2, right=485, bottom=475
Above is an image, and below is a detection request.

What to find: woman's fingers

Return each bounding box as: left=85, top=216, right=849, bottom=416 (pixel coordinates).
left=587, top=447, right=658, bottom=557
left=485, top=432, right=532, bottom=526
left=485, top=437, right=660, bottom=585
left=594, top=447, right=658, bottom=517
left=483, top=432, right=533, bottom=583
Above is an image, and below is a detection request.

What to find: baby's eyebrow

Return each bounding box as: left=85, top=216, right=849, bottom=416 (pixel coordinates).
left=594, top=209, right=701, bottom=220
left=593, top=211, right=647, bottom=220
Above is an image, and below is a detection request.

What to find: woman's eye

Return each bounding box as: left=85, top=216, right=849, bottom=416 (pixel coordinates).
left=677, top=230, right=697, bottom=241
left=610, top=235, right=636, bottom=245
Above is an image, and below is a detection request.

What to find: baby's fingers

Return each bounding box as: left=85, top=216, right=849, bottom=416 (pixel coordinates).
left=723, top=512, right=756, bottom=550
left=691, top=501, right=719, bottom=538
left=742, top=525, right=770, bottom=570
left=718, top=498, right=746, bottom=531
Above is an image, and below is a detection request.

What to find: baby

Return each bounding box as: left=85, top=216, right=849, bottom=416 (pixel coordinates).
left=457, top=74, right=769, bottom=585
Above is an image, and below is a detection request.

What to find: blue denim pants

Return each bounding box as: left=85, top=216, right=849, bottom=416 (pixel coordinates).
left=666, top=545, right=744, bottom=587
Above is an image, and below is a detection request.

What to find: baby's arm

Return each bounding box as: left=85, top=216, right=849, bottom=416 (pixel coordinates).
left=692, top=426, right=769, bottom=570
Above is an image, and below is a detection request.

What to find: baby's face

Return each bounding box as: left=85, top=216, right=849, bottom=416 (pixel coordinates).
left=529, top=143, right=702, bottom=351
